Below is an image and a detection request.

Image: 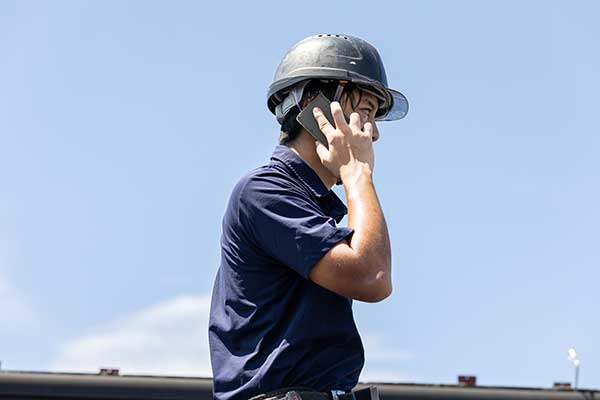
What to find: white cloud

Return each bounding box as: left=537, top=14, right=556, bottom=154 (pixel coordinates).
left=51, top=294, right=213, bottom=377
left=50, top=294, right=414, bottom=383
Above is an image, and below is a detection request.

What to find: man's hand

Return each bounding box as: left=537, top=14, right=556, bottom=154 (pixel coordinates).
left=308, top=101, right=392, bottom=303
left=312, top=102, right=375, bottom=186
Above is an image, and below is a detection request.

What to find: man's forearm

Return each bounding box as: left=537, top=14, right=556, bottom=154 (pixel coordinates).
left=344, top=165, right=392, bottom=297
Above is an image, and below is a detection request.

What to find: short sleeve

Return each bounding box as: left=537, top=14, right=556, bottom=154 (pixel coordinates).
left=239, top=175, right=354, bottom=279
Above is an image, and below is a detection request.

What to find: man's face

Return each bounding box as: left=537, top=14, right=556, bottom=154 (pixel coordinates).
left=340, top=87, right=381, bottom=142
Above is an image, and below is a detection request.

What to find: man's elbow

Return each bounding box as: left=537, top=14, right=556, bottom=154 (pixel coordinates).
left=361, top=282, right=392, bottom=303
left=312, top=245, right=393, bottom=302
left=356, top=270, right=393, bottom=303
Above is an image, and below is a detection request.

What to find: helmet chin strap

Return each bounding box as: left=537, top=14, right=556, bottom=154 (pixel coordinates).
left=333, top=81, right=346, bottom=102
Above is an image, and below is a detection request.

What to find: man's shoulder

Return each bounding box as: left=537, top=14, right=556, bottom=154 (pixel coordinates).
left=221, top=161, right=313, bottom=247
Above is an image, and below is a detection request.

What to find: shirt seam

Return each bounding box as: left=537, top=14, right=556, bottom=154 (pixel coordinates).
left=271, top=156, right=327, bottom=199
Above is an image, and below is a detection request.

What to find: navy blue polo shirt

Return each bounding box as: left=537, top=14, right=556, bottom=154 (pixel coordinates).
left=209, top=145, right=364, bottom=400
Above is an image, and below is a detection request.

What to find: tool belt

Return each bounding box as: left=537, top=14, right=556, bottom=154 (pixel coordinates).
left=249, top=386, right=379, bottom=400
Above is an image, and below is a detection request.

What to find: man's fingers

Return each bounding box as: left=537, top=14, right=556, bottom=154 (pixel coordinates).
left=330, top=102, right=349, bottom=131
left=349, top=112, right=362, bottom=130
left=312, top=107, right=335, bottom=137
left=315, top=140, right=329, bottom=161
left=363, top=121, right=373, bottom=137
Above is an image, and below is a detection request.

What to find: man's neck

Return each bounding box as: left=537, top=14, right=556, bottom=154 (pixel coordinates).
left=287, top=130, right=338, bottom=189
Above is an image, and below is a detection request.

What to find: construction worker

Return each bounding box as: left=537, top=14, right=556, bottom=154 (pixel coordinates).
left=208, top=34, right=409, bottom=400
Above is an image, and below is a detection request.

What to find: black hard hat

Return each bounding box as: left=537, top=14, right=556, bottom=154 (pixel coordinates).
left=267, top=34, right=409, bottom=122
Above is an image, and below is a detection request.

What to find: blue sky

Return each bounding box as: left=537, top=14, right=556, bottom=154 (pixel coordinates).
left=1, top=0, right=598, bottom=390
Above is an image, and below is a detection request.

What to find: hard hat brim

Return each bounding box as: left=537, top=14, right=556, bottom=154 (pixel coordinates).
left=376, top=87, right=409, bottom=121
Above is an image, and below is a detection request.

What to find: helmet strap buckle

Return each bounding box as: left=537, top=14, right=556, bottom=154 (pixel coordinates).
left=333, top=81, right=347, bottom=102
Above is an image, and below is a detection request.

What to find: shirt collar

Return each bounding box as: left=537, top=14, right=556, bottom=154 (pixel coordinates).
left=270, top=145, right=348, bottom=222
left=271, top=145, right=329, bottom=197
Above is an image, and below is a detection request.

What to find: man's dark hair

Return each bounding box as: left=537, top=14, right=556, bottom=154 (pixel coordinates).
left=279, top=80, right=341, bottom=145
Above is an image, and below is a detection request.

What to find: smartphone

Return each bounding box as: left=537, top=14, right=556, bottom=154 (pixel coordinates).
left=296, top=92, right=335, bottom=149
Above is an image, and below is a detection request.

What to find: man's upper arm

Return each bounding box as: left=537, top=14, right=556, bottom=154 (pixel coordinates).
left=309, top=239, right=391, bottom=303
left=239, top=176, right=353, bottom=279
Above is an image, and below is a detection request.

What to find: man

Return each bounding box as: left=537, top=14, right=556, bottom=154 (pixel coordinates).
left=209, top=34, right=408, bottom=400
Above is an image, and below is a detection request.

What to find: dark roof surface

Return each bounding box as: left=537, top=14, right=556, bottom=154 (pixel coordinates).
left=0, top=370, right=597, bottom=400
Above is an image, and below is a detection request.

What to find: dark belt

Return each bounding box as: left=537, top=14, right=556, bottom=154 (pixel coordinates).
left=249, top=386, right=379, bottom=400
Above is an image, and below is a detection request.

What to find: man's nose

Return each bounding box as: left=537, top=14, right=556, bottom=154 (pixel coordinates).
left=371, top=120, right=380, bottom=142
left=360, top=112, right=380, bottom=142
